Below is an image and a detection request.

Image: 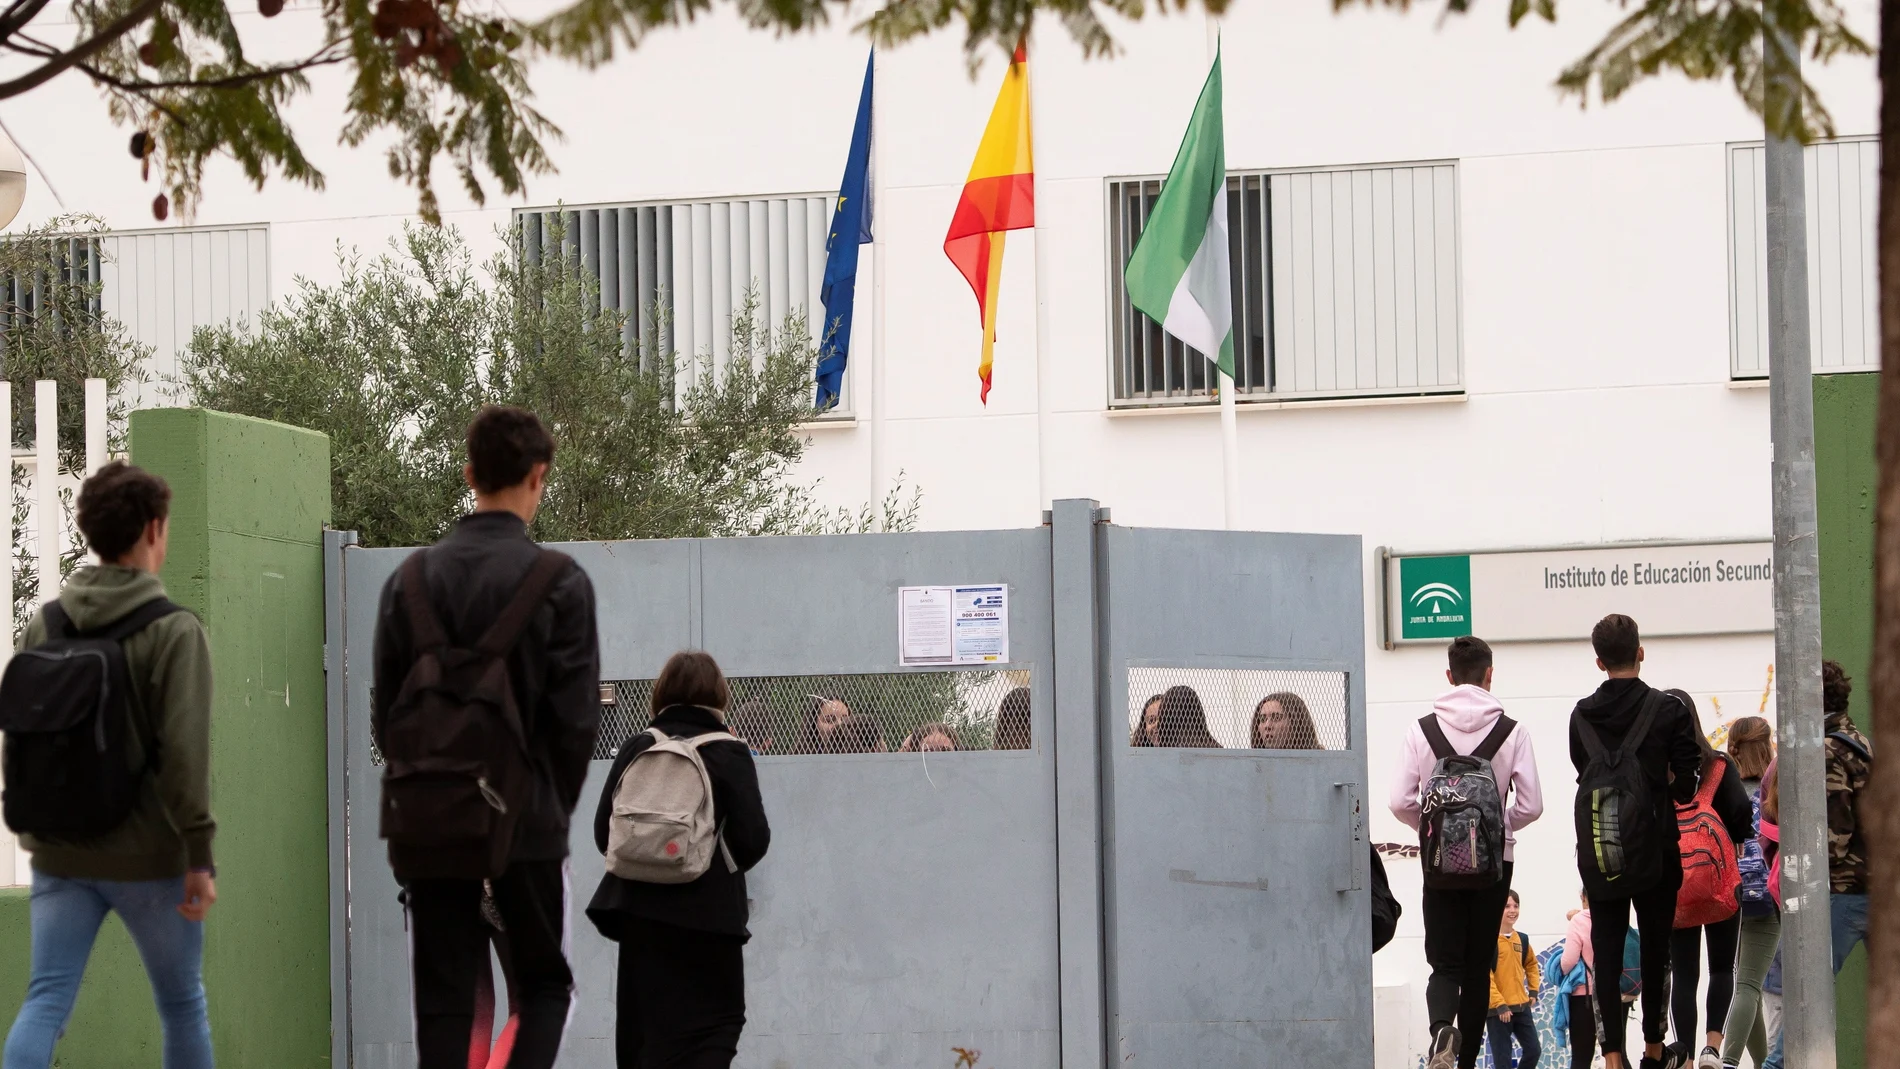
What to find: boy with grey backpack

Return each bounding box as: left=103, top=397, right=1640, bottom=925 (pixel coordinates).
left=588, top=651, right=771, bottom=1069
left=1390, top=636, right=1544, bottom=1069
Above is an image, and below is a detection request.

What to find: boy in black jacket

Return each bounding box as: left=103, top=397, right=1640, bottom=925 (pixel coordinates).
left=1570, top=615, right=1702, bottom=1069
left=372, top=406, right=601, bottom=1069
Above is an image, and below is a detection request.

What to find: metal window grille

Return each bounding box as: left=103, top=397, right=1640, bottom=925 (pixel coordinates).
left=1108, top=162, right=1463, bottom=406
left=1125, top=667, right=1350, bottom=750
left=1728, top=138, right=1879, bottom=377
left=0, top=235, right=103, bottom=332
left=517, top=197, right=849, bottom=410
left=596, top=669, right=1033, bottom=759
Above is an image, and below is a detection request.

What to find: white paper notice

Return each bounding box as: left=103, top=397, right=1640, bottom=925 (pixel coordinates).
left=951, top=585, right=1008, bottom=664
left=899, top=584, right=1009, bottom=666
left=899, top=586, right=954, bottom=665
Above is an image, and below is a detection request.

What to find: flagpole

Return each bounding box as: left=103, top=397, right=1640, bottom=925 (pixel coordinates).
left=1029, top=36, right=1053, bottom=516
left=869, top=48, right=887, bottom=512
left=1207, top=18, right=1239, bottom=531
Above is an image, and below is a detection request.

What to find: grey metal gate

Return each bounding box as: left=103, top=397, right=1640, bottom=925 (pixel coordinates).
left=324, top=501, right=1369, bottom=1068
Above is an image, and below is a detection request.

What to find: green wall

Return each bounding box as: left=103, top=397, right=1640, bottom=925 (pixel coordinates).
left=0, top=409, right=332, bottom=1066
left=1814, top=371, right=1876, bottom=1069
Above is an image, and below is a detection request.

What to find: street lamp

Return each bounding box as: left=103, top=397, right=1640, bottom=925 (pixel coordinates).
left=0, top=128, right=27, bottom=229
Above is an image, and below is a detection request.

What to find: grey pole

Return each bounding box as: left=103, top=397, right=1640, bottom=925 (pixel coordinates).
left=1764, top=24, right=1837, bottom=1069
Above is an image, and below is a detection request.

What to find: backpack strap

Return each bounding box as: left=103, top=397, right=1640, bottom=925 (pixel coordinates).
left=1519, top=931, right=1532, bottom=971
left=1574, top=715, right=1608, bottom=761
left=1694, top=754, right=1727, bottom=807
left=1827, top=730, right=1873, bottom=762
left=688, top=731, right=741, bottom=749
left=475, top=551, right=573, bottom=658
left=1418, top=715, right=1456, bottom=761
left=1474, top=715, right=1517, bottom=762
left=40, top=600, right=73, bottom=640
left=400, top=552, right=449, bottom=653
left=94, top=598, right=187, bottom=642
left=1618, top=690, right=1666, bottom=759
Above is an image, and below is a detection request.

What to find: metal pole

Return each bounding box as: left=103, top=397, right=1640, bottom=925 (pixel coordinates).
left=1207, top=16, right=1240, bottom=531
left=1764, top=25, right=1838, bottom=1069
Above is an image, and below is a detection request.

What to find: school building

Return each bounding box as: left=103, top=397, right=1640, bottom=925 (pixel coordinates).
left=0, top=0, right=1882, bottom=1064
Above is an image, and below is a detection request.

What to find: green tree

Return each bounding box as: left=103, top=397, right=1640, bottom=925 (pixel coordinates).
left=0, top=215, right=150, bottom=636
left=181, top=221, right=916, bottom=547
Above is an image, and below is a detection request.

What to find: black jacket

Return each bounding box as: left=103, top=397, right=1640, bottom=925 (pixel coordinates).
left=588, top=704, right=771, bottom=941
left=372, top=511, right=601, bottom=862
left=1704, top=757, right=1756, bottom=847
left=1568, top=677, right=1703, bottom=890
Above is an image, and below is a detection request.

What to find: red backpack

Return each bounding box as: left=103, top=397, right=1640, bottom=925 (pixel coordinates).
left=1674, top=754, right=1741, bottom=928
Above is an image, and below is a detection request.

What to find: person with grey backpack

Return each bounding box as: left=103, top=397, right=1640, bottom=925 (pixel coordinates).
left=1390, top=636, right=1544, bottom=1069
left=588, top=650, right=771, bottom=1069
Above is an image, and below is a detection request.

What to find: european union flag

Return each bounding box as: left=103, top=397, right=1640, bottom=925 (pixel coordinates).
left=816, top=52, right=874, bottom=411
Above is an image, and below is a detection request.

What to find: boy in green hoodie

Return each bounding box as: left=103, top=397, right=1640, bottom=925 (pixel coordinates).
left=2, top=461, right=217, bottom=1069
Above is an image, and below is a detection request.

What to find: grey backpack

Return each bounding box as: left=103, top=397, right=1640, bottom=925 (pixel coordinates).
left=606, top=726, right=739, bottom=884
left=1417, top=714, right=1515, bottom=889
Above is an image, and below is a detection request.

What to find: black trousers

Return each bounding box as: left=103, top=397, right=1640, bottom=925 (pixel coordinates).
left=1590, top=873, right=1681, bottom=1058
left=616, top=917, right=748, bottom=1069
left=1570, top=993, right=1629, bottom=1069
left=1669, top=914, right=1740, bottom=1047
left=405, top=860, right=574, bottom=1069
left=1422, top=861, right=1514, bottom=1069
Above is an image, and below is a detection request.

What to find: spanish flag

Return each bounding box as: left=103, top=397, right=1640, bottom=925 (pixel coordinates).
left=944, top=42, right=1034, bottom=404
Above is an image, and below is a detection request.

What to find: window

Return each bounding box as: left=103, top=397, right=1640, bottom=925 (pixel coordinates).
left=1728, top=138, right=1878, bottom=377
left=517, top=197, right=849, bottom=411
left=97, top=224, right=271, bottom=406
left=1107, top=162, right=1462, bottom=406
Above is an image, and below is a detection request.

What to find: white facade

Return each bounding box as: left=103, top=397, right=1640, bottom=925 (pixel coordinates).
left=1, top=0, right=1882, bottom=1062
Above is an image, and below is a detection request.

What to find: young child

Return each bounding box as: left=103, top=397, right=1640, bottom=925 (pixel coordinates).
left=1561, top=894, right=1596, bottom=1069
left=1489, top=890, right=1542, bottom=1069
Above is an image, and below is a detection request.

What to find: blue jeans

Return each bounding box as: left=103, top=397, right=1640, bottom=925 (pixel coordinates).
left=1486, top=1008, right=1541, bottom=1069
left=1760, top=894, right=1869, bottom=1069
left=2, top=871, right=212, bottom=1069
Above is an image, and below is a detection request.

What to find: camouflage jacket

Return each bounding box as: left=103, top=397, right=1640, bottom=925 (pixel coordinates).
left=1825, top=711, right=1873, bottom=894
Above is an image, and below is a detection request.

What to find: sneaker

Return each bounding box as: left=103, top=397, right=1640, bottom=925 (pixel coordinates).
left=1661, top=1046, right=1690, bottom=1069
left=1426, top=1025, right=1460, bottom=1069
left=1698, top=1046, right=1721, bottom=1069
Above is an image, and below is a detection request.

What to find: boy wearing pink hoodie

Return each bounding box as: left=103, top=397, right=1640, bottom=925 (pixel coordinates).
left=1390, top=636, right=1545, bottom=1069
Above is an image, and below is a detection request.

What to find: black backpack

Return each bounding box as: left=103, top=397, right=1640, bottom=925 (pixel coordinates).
left=0, top=597, right=186, bottom=840
left=1574, top=690, right=1666, bottom=897
left=376, top=549, right=570, bottom=881
left=1370, top=845, right=1402, bottom=952
left=1417, top=714, right=1515, bottom=889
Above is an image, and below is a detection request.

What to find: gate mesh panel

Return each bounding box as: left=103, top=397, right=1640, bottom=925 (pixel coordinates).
left=1125, top=667, right=1349, bottom=750
left=597, top=669, right=1033, bottom=758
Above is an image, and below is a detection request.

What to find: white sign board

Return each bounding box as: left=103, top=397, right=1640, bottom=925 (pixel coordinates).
left=899, top=584, right=1009, bottom=665
left=1384, top=542, right=1773, bottom=646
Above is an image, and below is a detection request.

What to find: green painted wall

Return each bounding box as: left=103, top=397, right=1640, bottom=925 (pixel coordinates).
left=0, top=409, right=332, bottom=1067
left=1814, top=370, right=1876, bottom=1069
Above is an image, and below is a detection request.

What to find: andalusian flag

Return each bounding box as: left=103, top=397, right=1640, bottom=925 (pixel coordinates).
left=945, top=42, right=1034, bottom=403
left=1124, top=48, right=1233, bottom=379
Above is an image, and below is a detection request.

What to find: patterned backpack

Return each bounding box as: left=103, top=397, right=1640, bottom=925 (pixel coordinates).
left=1417, top=714, right=1516, bottom=889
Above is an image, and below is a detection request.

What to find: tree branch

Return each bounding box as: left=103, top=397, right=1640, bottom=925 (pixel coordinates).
left=0, top=0, right=56, bottom=46
left=0, top=0, right=164, bottom=100
left=77, top=45, right=348, bottom=91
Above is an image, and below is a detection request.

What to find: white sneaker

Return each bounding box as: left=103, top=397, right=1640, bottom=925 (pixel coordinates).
left=1426, top=1025, right=1460, bottom=1069
left=1698, top=1046, right=1721, bottom=1069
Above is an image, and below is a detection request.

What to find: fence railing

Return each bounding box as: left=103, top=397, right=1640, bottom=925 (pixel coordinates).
left=0, top=377, right=109, bottom=885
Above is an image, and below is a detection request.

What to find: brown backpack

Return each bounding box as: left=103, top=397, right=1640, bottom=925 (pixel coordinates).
left=377, top=548, right=571, bottom=880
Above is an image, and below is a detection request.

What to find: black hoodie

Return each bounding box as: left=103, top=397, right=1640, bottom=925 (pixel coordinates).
left=588, top=704, right=772, bottom=941
left=1568, top=676, right=1704, bottom=892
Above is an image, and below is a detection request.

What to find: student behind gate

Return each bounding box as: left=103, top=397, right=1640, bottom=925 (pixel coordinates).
left=371, top=406, right=601, bottom=1069
left=2, top=463, right=217, bottom=1069
left=589, top=650, right=771, bottom=1069
left=1390, top=635, right=1544, bottom=1069
left=1568, top=614, right=1702, bottom=1069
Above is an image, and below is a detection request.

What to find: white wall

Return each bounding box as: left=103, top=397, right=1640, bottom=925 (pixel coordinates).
left=0, top=1, right=1877, bottom=1062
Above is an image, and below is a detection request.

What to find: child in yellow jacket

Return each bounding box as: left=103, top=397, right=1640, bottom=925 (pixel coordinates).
left=1489, top=890, right=1542, bottom=1068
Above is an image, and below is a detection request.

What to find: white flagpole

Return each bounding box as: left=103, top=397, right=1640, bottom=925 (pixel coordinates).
left=868, top=49, right=887, bottom=513
left=1207, top=18, right=1239, bottom=531
left=1029, top=36, right=1053, bottom=515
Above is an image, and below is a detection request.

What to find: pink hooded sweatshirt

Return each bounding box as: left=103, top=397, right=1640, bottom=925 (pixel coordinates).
left=1388, top=684, right=1544, bottom=861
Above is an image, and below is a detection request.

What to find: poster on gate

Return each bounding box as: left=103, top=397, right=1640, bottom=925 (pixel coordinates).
left=898, top=584, right=1008, bottom=665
